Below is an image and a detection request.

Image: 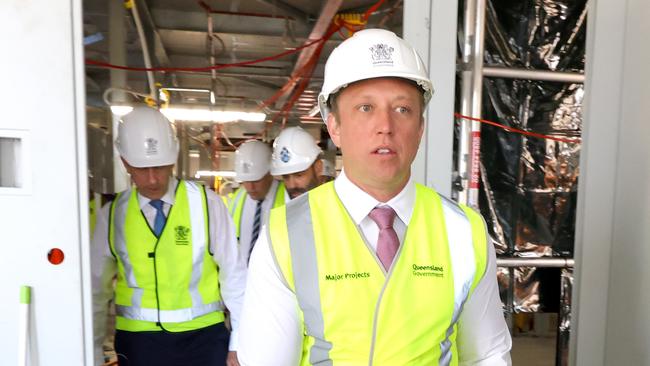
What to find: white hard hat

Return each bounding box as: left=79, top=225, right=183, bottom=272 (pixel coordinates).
left=270, top=127, right=321, bottom=176
left=321, top=158, right=336, bottom=177
left=115, top=106, right=179, bottom=168
left=235, top=140, right=271, bottom=182
left=318, top=28, right=434, bottom=122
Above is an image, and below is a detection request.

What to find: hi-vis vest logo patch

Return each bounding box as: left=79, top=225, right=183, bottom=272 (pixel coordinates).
left=145, top=138, right=159, bottom=156
left=412, top=264, right=444, bottom=278
left=369, top=43, right=394, bottom=66
left=175, top=225, right=190, bottom=245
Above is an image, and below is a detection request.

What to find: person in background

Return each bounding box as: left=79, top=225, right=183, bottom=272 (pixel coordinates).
left=270, top=126, right=322, bottom=200
left=237, top=29, right=511, bottom=365
left=228, top=140, right=286, bottom=264
left=319, top=157, right=336, bottom=183
left=91, top=106, right=246, bottom=366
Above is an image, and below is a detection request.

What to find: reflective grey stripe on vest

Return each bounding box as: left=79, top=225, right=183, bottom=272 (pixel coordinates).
left=116, top=301, right=224, bottom=323
left=285, top=192, right=476, bottom=365
left=112, top=189, right=144, bottom=308
left=285, top=195, right=333, bottom=366
left=186, top=181, right=209, bottom=311
left=438, top=196, right=477, bottom=365
left=230, top=188, right=246, bottom=216
left=113, top=181, right=214, bottom=323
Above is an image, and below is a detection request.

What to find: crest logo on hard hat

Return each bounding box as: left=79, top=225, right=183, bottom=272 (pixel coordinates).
left=369, top=44, right=394, bottom=65
left=145, top=138, right=159, bottom=155
left=242, top=162, right=251, bottom=174
left=280, top=147, right=291, bottom=163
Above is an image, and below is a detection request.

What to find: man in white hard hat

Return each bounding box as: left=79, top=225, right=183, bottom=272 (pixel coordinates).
left=228, top=140, right=287, bottom=263
left=270, top=126, right=323, bottom=199
left=92, top=106, right=246, bottom=366
left=238, top=29, right=511, bottom=365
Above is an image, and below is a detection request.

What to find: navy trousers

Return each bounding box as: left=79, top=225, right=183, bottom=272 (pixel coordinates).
left=114, top=322, right=230, bottom=366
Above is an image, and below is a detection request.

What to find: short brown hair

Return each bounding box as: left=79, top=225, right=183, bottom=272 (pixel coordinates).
left=327, top=78, right=426, bottom=121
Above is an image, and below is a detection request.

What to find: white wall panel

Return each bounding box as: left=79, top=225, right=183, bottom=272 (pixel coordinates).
left=404, top=0, right=457, bottom=196
left=0, top=1, right=92, bottom=365
left=572, top=0, right=650, bottom=364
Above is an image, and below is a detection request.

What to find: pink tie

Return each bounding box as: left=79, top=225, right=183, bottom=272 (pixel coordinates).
left=369, top=206, right=400, bottom=270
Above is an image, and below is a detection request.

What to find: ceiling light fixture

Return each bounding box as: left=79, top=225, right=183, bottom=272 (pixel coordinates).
left=110, top=105, right=134, bottom=116
left=195, top=170, right=236, bottom=178
left=161, top=87, right=211, bottom=93
left=161, top=107, right=266, bottom=123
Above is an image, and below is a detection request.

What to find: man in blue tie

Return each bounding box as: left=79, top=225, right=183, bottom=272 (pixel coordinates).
left=91, top=106, right=246, bottom=366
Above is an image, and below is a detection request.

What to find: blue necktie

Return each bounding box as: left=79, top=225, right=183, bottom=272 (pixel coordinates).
left=149, top=199, right=166, bottom=237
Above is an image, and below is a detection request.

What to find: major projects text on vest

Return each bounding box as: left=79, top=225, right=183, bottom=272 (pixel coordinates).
left=323, top=264, right=444, bottom=281
left=325, top=271, right=371, bottom=281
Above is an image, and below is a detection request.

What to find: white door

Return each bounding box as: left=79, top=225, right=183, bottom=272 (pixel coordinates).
left=0, top=1, right=92, bottom=365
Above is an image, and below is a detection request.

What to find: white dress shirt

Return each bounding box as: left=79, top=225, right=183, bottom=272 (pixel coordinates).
left=91, top=179, right=247, bottom=365
left=237, top=170, right=512, bottom=365
left=238, top=180, right=283, bottom=263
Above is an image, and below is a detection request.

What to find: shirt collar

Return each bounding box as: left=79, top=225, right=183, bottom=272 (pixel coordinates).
left=136, top=178, right=178, bottom=209
left=333, top=170, right=415, bottom=225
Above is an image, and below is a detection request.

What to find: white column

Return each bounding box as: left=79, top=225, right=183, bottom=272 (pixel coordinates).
left=404, top=0, right=458, bottom=197
left=0, top=0, right=92, bottom=365
left=572, top=0, right=650, bottom=364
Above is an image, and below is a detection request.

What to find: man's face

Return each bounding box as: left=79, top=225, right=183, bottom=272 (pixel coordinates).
left=241, top=174, right=273, bottom=201
left=122, top=159, right=174, bottom=200
left=326, top=78, right=424, bottom=198
left=282, top=161, right=322, bottom=199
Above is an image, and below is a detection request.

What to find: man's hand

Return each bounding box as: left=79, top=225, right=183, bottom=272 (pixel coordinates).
left=227, top=351, right=240, bottom=366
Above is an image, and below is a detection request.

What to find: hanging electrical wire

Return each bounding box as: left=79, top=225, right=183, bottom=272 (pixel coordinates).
left=85, top=36, right=327, bottom=73
left=454, top=113, right=581, bottom=144
left=263, top=0, right=387, bottom=124
left=87, top=0, right=389, bottom=135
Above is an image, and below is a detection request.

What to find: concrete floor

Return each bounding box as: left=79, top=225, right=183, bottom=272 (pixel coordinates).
left=103, top=312, right=560, bottom=365
left=511, top=335, right=557, bottom=366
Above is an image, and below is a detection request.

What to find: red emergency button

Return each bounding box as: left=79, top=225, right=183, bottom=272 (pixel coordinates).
left=48, top=248, right=65, bottom=265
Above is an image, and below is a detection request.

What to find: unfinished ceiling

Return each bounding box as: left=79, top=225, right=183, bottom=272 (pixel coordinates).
left=83, top=0, right=404, bottom=145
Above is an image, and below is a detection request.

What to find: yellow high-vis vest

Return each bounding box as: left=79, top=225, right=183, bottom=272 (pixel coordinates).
left=109, top=180, right=224, bottom=332
left=228, top=181, right=286, bottom=240
left=269, top=182, right=488, bottom=365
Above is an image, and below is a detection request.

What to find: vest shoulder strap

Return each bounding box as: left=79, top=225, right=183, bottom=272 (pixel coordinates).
left=422, top=186, right=489, bottom=286
left=273, top=181, right=287, bottom=208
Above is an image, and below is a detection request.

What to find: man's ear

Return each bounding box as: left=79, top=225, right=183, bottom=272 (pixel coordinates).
left=417, top=116, right=425, bottom=143
left=313, top=159, right=323, bottom=177
left=120, top=157, right=133, bottom=175
left=326, top=113, right=341, bottom=148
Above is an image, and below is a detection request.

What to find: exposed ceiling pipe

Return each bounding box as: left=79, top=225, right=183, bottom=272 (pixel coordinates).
left=208, top=7, right=220, bottom=105
left=288, top=0, right=342, bottom=90
left=253, top=0, right=309, bottom=25
left=133, top=0, right=171, bottom=66
left=133, top=0, right=177, bottom=87
left=198, top=3, right=296, bottom=21
left=109, top=0, right=128, bottom=106
left=129, top=0, right=157, bottom=101
left=108, top=0, right=132, bottom=193
left=270, top=0, right=342, bottom=122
